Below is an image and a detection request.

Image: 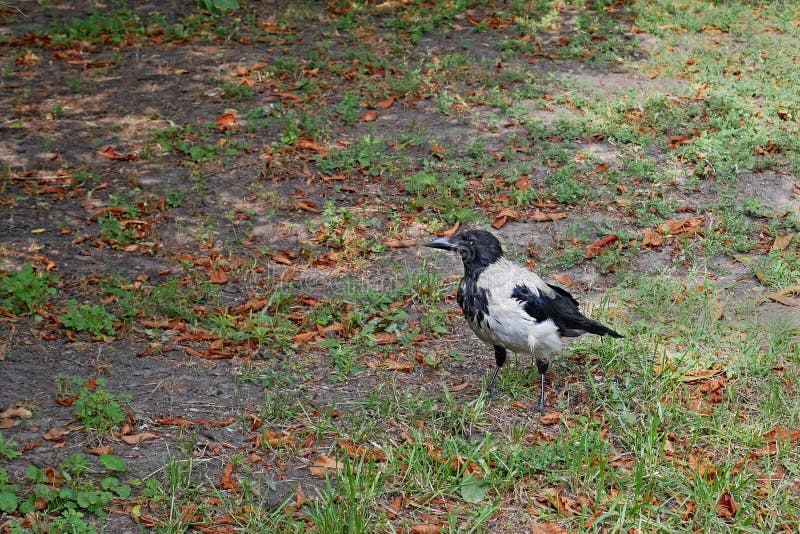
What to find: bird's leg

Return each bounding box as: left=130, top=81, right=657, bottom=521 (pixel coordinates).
left=533, top=357, right=549, bottom=413
left=486, top=346, right=507, bottom=399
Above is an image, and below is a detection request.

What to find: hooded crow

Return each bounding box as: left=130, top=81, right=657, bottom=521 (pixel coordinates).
left=424, top=229, right=622, bottom=412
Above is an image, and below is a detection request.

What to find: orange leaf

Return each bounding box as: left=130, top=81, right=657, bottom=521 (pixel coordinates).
left=214, top=113, right=237, bottom=131
left=376, top=97, right=395, bottom=109
left=96, top=146, right=132, bottom=160
left=771, top=233, right=796, bottom=252
left=493, top=209, right=520, bottom=229
left=309, top=454, right=343, bottom=478
left=293, top=199, right=320, bottom=213
left=516, top=176, right=530, bottom=190
left=87, top=445, right=113, bottom=456
left=292, top=331, right=318, bottom=345
left=449, top=381, right=470, bottom=392
left=539, top=411, right=561, bottom=425
left=43, top=427, right=67, bottom=441
left=209, top=267, right=228, bottom=284
left=641, top=228, right=664, bottom=248
left=530, top=522, right=567, bottom=534
left=585, top=235, right=619, bottom=259
left=529, top=211, right=567, bottom=222
left=410, top=525, right=440, bottom=534
left=380, top=359, right=413, bottom=372
left=358, top=110, right=378, bottom=122
left=120, top=431, right=158, bottom=445
left=374, top=332, right=397, bottom=345
left=220, top=462, right=240, bottom=491
left=337, top=439, right=387, bottom=462
left=382, top=238, right=416, bottom=249
left=295, top=138, right=327, bottom=154
left=271, top=251, right=293, bottom=265
left=657, top=216, right=706, bottom=236
left=436, top=222, right=460, bottom=237
left=716, top=491, right=738, bottom=519
left=551, top=274, right=575, bottom=287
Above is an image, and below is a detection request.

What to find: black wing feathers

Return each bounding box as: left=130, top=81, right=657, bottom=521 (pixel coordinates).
left=511, top=284, right=623, bottom=338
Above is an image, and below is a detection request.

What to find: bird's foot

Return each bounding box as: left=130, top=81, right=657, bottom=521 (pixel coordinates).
left=531, top=398, right=546, bottom=413
left=476, top=387, right=498, bottom=402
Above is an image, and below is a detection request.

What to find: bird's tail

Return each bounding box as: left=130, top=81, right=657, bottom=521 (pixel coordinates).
left=583, top=318, right=623, bottom=338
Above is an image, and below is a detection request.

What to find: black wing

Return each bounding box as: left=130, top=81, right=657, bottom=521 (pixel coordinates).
left=511, top=284, right=622, bottom=338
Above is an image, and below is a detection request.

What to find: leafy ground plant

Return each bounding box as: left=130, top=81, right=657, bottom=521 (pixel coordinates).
left=0, top=265, right=58, bottom=315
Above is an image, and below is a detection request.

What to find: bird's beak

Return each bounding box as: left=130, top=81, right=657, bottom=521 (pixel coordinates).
left=422, top=236, right=458, bottom=251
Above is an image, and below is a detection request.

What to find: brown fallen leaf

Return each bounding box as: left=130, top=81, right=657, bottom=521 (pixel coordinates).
left=214, top=113, right=237, bottom=131
left=337, top=439, right=387, bottom=462
left=529, top=211, right=568, bottom=222
left=43, top=427, right=67, bottom=441
left=716, top=491, right=738, bottom=519
left=770, top=233, right=795, bottom=252
left=0, top=406, right=33, bottom=419
left=309, top=454, right=343, bottom=478
left=585, top=235, right=619, bottom=259
left=539, top=411, right=561, bottom=425
left=449, top=381, right=470, bottom=392
left=376, top=97, right=395, bottom=109
left=220, top=462, right=240, bottom=491
left=209, top=267, right=228, bottom=284
left=87, top=445, right=114, bottom=456
left=120, top=431, right=158, bottom=445
left=493, top=209, right=520, bottom=229
left=763, top=428, right=800, bottom=443
left=379, top=359, right=413, bottom=372
left=96, top=146, right=133, bottom=161
left=657, top=216, right=706, bottom=236
left=382, top=238, right=415, bottom=249
left=766, top=286, right=800, bottom=307
left=373, top=332, right=397, bottom=345
left=410, top=525, right=440, bottom=534
left=293, top=199, right=320, bottom=213
left=293, top=331, right=318, bottom=345
left=516, top=176, right=530, bottom=190
left=641, top=227, right=664, bottom=248
left=295, top=138, right=327, bottom=154
left=551, top=274, right=575, bottom=287
left=436, top=222, right=460, bottom=237
left=358, top=110, right=378, bottom=122
left=530, top=522, right=567, bottom=534
left=270, top=251, right=293, bottom=265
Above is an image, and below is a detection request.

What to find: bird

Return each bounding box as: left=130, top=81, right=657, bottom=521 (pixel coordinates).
left=423, top=229, right=622, bottom=412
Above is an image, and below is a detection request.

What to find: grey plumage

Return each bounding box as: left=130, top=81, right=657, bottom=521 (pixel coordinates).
left=424, top=229, right=622, bottom=412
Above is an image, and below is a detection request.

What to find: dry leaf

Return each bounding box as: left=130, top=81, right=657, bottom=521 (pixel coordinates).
left=539, top=411, right=561, bottom=425
left=376, top=97, right=395, bottom=109
left=293, top=199, right=320, bottom=213
left=551, top=274, right=575, bottom=287
left=410, top=525, right=440, bottom=534
left=716, top=491, right=738, bottom=519
left=436, top=222, right=460, bottom=237
left=493, top=209, right=520, bottom=229
left=516, top=176, right=530, bottom=190
left=96, top=146, right=132, bottom=160
left=214, top=113, right=237, bottom=131
left=270, top=251, right=293, bottom=265
left=657, top=216, right=706, bottom=236
left=529, top=211, right=568, bottom=222
left=209, top=267, right=228, bottom=284
left=382, top=238, right=415, bottom=249
left=120, top=431, right=158, bottom=445
left=87, top=445, right=114, bottom=456
left=220, top=463, right=240, bottom=491
left=295, top=138, right=327, bottom=154
left=380, top=359, right=413, bottom=372
left=374, top=332, right=398, bottom=345
left=309, top=454, right=343, bottom=478
left=771, top=233, right=795, bottom=251
left=530, top=523, right=567, bottom=534
left=766, top=286, right=800, bottom=307
left=641, top=228, right=664, bottom=248
left=292, top=331, right=318, bottom=345
left=43, top=427, right=67, bottom=441
left=0, top=406, right=33, bottom=419
left=585, top=235, right=619, bottom=259
left=337, top=439, right=387, bottom=462
left=449, top=381, right=470, bottom=392
left=358, top=110, right=378, bottom=122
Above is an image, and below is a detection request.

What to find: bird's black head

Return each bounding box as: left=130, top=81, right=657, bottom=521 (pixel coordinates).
left=423, top=230, right=504, bottom=273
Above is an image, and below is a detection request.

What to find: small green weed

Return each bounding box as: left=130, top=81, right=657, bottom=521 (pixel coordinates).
left=72, top=378, right=128, bottom=436
left=0, top=433, right=20, bottom=460
left=59, top=300, right=116, bottom=337
left=0, top=265, right=58, bottom=315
